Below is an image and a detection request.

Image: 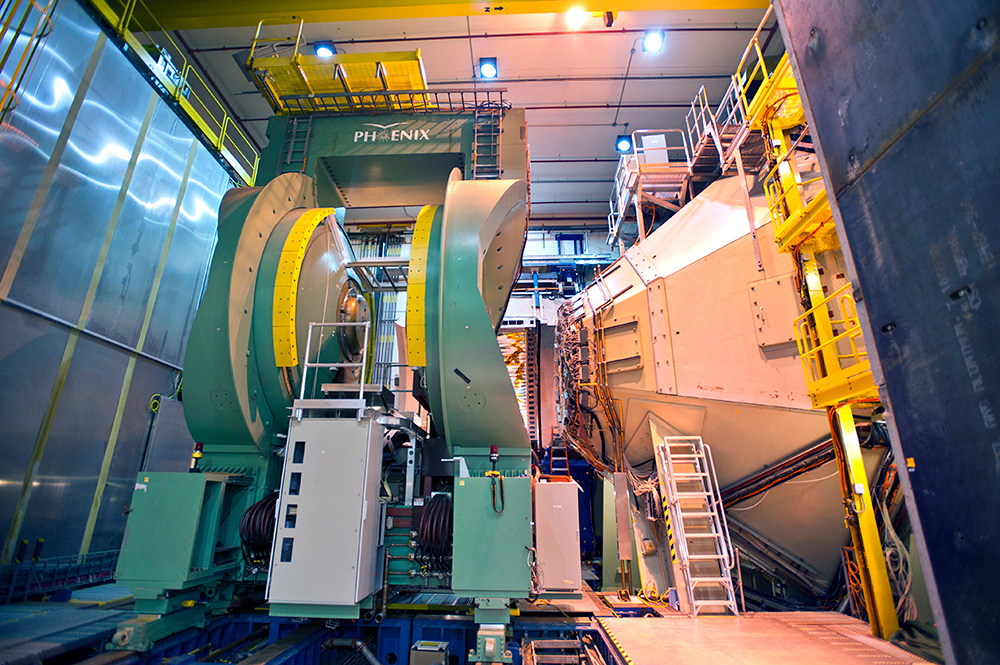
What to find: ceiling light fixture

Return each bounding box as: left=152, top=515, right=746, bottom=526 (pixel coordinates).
left=565, top=6, right=588, bottom=29
left=642, top=30, right=665, bottom=53
left=314, top=42, right=336, bottom=58
left=479, top=57, right=498, bottom=79
left=615, top=135, right=633, bottom=153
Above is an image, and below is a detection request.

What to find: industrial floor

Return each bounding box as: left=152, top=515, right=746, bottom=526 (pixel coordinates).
left=597, top=613, right=930, bottom=665
left=0, top=585, right=932, bottom=665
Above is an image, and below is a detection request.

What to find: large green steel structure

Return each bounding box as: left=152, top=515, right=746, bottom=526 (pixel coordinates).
left=113, top=98, right=541, bottom=658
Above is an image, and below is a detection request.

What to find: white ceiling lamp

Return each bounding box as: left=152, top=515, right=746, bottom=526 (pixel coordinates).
left=565, top=6, right=589, bottom=29
left=479, top=57, right=498, bottom=79
left=642, top=30, right=665, bottom=53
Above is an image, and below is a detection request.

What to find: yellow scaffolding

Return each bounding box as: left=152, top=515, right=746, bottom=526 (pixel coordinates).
left=730, top=21, right=897, bottom=639
left=248, top=19, right=431, bottom=115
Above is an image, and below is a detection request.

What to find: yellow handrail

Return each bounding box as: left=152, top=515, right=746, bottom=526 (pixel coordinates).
left=794, top=284, right=877, bottom=407
left=86, top=0, right=259, bottom=185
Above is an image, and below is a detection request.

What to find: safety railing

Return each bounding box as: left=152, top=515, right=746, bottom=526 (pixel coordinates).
left=249, top=16, right=304, bottom=62
left=85, top=0, right=259, bottom=185
left=793, top=283, right=877, bottom=408
left=684, top=85, right=717, bottom=154
left=294, top=320, right=371, bottom=420
left=730, top=4, right=774, bottom=128
left=0, top=0, right=60, bottom=132
left=762, top=127, right=834, bottom=252
left=607, top=129, right=691, bottom=244
left=632, top=128, right=691, bottom=167
left=703, top=442, right=735, bottom=572
left=281, top=88, right=507, bottom=117
left=0, top=549, right=118, bottom=604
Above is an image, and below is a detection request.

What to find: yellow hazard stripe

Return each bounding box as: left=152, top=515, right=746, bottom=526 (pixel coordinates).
left=597, top=618, right=633, bottom=665
left=273, top=208, right=337, bottom=367
left=405, top=205, right=436, bottom=367
left=664, top=500, right=676, bottom=563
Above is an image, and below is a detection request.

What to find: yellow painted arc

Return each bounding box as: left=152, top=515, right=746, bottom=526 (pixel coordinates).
left=405, top=205, right=437, bottom=367
left=273, top=208, right=338, bottom=367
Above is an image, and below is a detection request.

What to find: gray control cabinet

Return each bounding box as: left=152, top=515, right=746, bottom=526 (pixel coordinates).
left=534, top=481, right=582, bottom=592
left=267, top=416, right=383, bottom=606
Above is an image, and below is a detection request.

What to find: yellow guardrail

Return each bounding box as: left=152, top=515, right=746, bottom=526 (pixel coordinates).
left=86, top=0, right=259, bottom=185
left=761, top=128, right=836, bottom=252
left=793, top=283, right=878, bottom=408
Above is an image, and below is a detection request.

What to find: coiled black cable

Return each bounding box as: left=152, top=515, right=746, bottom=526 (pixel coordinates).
left=240, top=493, right=278, bottom=570
left=417, top=494, right=452, bottom=572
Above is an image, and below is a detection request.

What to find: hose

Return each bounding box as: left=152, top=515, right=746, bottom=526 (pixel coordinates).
left=240, top=493, right=278, bottom=570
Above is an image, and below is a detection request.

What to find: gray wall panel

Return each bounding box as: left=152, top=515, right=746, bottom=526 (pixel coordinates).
left=0, top=305, right=70, bottom=534
left=87, top=359, right=176, bottom=553
left=142, top=146, right=228, bottom=365
left=0, top=2, right=101, bottom=273
left=7, top=45, right=150, bottom=323
left=18, top=336, right=127, bottom=557
left=775, top=1, right=999, bottom=662
left=86, top=102, right=189, bottom=347
left=0, top=2, right=235, bottom=561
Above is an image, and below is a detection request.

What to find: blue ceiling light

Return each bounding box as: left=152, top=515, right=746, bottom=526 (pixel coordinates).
left=642, top=30, right=665, bottom=53
left=479, top=57, right=498, bottom=79
left=615, top=135, right=633, bottom=153
left=314, top=42, right=336, bottom=58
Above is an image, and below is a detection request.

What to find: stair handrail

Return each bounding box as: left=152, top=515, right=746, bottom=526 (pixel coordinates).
left=702, top=442, right=736, bottom=570
left=730, top=4, right=774, bottom=125
left=660, top=439, right=696, bottom=612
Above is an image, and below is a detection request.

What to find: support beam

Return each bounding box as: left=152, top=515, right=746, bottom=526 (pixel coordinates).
left=831, top=405, right=898, bottom=640
left=137, top=0, right=769, bottom=30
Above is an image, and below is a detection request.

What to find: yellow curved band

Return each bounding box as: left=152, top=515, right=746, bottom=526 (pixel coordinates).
left=273, top=208, right=337, bottom=367
left=405, top=205, right=437, bottom=367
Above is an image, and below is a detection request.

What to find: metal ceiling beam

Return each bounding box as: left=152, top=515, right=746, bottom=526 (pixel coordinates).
left=140, top=1, right=769, bottom=30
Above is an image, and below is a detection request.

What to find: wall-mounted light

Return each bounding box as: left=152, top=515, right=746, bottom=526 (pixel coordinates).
left=314, top=42, right=336, bottom=58
left=479, top=57, right=498, bottom=79
left=565, top=6, right=588, bottom=29
left=615, top=135, right=633, bottom=153
left=642, top=30, right=665, bottom=52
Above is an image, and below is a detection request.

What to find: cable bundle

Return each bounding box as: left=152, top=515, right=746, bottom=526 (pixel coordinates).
left=240, top=493, right=278, bottom=571
left=416, top=493, right=452, bottom=572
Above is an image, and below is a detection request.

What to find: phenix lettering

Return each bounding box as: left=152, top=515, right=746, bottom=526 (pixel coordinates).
left=353, top=122, right=430, bottom=143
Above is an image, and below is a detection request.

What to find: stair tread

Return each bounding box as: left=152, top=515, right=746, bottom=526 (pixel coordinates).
left=690, top=576, right=732, bottom=583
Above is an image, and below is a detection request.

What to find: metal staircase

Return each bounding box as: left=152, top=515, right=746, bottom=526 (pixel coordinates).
left=548, top=435, right=570, bottom=476
left=656, top=436, right=738, bottom=615
left=472, top=106, right=502, bottom=179
left=276, top=116, right=313, bottom=175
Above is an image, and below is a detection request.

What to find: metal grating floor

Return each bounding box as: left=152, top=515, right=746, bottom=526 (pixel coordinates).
left=0, top=605, right=134, bottom=665
left=69, top=583, right=133, bottom=605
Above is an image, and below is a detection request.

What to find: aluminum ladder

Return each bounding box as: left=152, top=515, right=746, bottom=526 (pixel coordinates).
left=657, top=436, right=738, bottom=615
left=548, top=435, right=570, bottom=476
left=472, top=107, right=502, bottom=179
left=276, top=116, right=313, bottom=175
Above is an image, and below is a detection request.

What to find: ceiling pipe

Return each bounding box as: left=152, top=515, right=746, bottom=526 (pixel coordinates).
left=429, top=73, right=733, bottom=84
left=186, top=24, right=767, bottom=54
left=530, top=158, right=618, bottom=163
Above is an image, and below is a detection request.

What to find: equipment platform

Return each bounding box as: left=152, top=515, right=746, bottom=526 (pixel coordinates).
left=596, top=612, right=931, bottom=665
